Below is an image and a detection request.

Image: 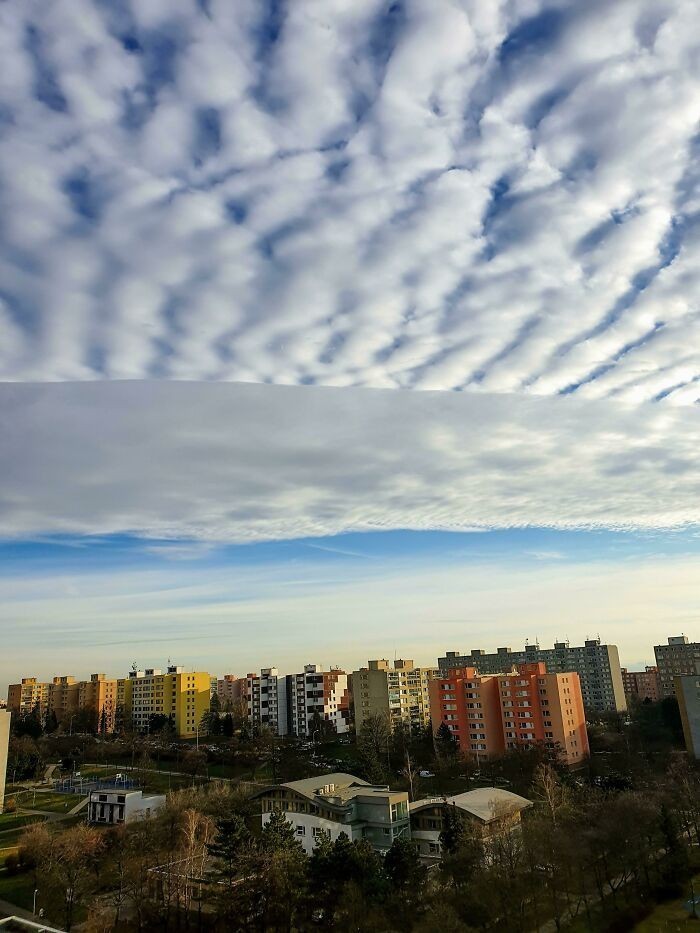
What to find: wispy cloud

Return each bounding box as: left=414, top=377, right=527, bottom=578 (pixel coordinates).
left=0, top=1, right=699, bottom=401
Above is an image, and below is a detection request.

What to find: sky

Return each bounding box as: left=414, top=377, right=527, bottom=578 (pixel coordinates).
left=1, top=1, right=699, bottom=693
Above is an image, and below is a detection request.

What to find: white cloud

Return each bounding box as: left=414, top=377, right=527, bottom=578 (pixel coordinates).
left=1, top=382, right=700, bottom=542
left=0, top=0, right=698, bottom=400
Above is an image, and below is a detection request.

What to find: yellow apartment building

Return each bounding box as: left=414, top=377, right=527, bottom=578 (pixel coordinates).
left=122, top=666, right=211, bottom=737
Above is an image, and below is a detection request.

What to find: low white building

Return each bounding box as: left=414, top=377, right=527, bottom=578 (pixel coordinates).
left=88, top=788, right=166, bottom=825
left=253, top=773, right=410, bottom=855
left=410, top=787, right=532, bottom=860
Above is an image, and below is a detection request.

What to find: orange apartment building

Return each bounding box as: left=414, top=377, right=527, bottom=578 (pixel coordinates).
left=7, top=673, right=119, bottom=732
left=621, top=666, right=661, bottom=704
left=429, top=662, right=589, bottom=767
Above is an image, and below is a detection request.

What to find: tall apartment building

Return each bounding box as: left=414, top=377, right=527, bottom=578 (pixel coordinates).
left=676, top=662, right=700, bottom=760
left=439, top=639, right=626, bottom=714
left=123, top=666, right=211, bottom=737
left=429, top=662, right=589, bottom=768
left=352, top=660, right=440, bottom=735
left=246, top=668, right=288, bottom=735
left=654, top=636, right=700, bottom=697
left=621, top=667, right=661, bottom=704
left=245, top=666, right=351, bottom=737
left=0, top=710, right=10, bottom=813
left=7, top=678, right=50, bottom=717
left=7, top=674, right=118, bottom=731
left=284, top=665, right=351, bottom=737
left=217, top=674, right=245, bottom=708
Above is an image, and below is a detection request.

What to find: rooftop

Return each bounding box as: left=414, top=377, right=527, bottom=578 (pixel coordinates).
left=410, top=787, right=532, bottom=824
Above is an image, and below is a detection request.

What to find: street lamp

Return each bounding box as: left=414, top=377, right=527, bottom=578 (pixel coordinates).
left=69, top=714, right=75, bottom=736
left=33, top=889, right=39, bottom=915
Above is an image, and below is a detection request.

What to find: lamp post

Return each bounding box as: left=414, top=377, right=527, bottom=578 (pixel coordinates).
left=33, top=889, right=39, bottom=915
left=69, top=714, right=75, bottom=736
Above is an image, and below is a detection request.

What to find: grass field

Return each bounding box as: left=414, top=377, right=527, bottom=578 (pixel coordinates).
left=26, top=792, right=84, bottom=813
left=0, top=869, right=37, bottom=912
left=0, top=814, right=43, bottom=834
left=634, top=875, right=700, bottom=931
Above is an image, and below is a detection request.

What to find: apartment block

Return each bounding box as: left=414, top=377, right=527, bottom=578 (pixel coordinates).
left=0, top=710, right=10, bottom=813
left=253, top=772, right=410, bottom=855
left=439, top=639, right=626, bottom=714
left=217, top=674, right=245, bottom=708
left=123, top=666, right=211, bottom=737
left=245, top=668, right=288, bottom=735
left=284, top=665, right=351, bottom=737
left=7, top=678, right=50, bottom=717
left=429, top=662, right=589, bottom=767
left=352, top=659, right=440, bottom=735
left=621, top=666, right=661, bottom=704
left=676, top=662, right=700, bottom=760
left=654, top=636, right=700, bottom=697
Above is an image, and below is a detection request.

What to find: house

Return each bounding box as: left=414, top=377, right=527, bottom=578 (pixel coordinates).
left=88, top=788, right=166, bottom=825
left=409, top=787, right=532, bottom=860
left=251, top=772, right=410, bottom=855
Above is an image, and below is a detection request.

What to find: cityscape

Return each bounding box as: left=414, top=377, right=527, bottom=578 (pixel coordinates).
left=3, top=0, right=700, bottom=930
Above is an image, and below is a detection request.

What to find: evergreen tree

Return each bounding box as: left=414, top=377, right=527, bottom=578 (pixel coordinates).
left=435, top=721, right=458, bottom=760
left=384, top=835, right=426, bottom=891
left=222, top=712, right=234, bottom=738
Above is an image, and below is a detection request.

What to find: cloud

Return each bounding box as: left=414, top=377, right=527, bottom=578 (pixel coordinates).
left=1, top=381, right=700, bottom=542
left=0, top=0, right=699, bottom=401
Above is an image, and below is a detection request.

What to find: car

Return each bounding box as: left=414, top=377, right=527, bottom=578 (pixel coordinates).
left=418, top=770, right=435, bottom=778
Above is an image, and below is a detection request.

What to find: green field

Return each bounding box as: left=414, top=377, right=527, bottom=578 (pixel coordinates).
left=27, top=792, right=84, bottom=813
left=0, top=814, right=43, bottom=834
left=0, top=871, right=37, bottom=911
left=634, top=875, right=700, bottom=930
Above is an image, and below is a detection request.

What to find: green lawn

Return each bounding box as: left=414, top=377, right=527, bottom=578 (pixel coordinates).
left=634, top=875, right=700, bottom=931
left=0, top=814, right=43, bottom=834
left=0, top=869, right=37, bottom=912
left=26, top=792, right=84, bottom=813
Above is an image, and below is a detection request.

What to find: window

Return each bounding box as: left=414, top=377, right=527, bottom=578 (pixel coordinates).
left=296, top=825, right=305, bottom=835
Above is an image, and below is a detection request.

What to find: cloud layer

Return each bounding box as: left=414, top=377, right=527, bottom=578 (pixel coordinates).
left=2, top=382, right=700, bottom=541
left=1, top=0, right=699, bottom=401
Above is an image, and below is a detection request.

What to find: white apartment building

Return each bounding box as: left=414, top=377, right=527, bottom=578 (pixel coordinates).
left=88, top=789, right=166, bottom=825
left=246, top=667, right=288, bottom=735
left=284, top=665, right=351, bottom=737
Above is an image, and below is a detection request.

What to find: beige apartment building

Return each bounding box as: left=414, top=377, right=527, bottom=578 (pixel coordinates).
left=676, top=662, right=700, bottom=760
left=7, top=673, right=120, bottom=732
left=352, top=660, right=440, bottom=734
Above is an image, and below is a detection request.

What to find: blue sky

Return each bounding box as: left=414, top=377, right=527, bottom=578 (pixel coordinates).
left=2, top=525, right=699, bottom=693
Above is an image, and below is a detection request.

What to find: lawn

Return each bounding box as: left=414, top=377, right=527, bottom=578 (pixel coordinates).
left=0, top=814, right=43, bottom=834
left=0, top=869, right=37, bottom=912
left=27, top=792, right=85, bottom=813
left=634, top=875, right=700, bottom=931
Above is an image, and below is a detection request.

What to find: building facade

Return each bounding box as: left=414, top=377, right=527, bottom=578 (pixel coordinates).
left=284, top=665, right=351, bottom=737
left=429, top=662, right=589, bottom=768
left=439, top=639, right=626, bottom=714
left=0, top=710, right=10, bottom=813
left=88, top=789, right=166, bottom=825
left=410, top=788, right=532, bottom=860
left=676, top=663, right=700, bottom=760
left=123, top=666, right=211, bottom=737
left=253, top=773, right=410, bottom=855
left=352, top=659, right=440, bottom=735
left=217, top=674, right=245, bottom=708
left=621, top=666, right=661, bottom=705
left=654, top=636, right=700, bottom=697
left=7, top=674, right=118, bottom=732
left=6, top=678, right=50, bottom=717
left=245, top=667, right=288, bottom=735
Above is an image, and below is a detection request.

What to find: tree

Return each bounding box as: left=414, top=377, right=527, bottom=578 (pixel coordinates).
left=222, top=712, right=234, bottom=738
left=434, top=722, right=458, bottom=760
left=206, top=813, right=251, bottom=918
left=45, top=710, right=59, bottom=734
left=384, top=835, right=426, bottom=891
left=358, top=714, right=390, bottom=784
